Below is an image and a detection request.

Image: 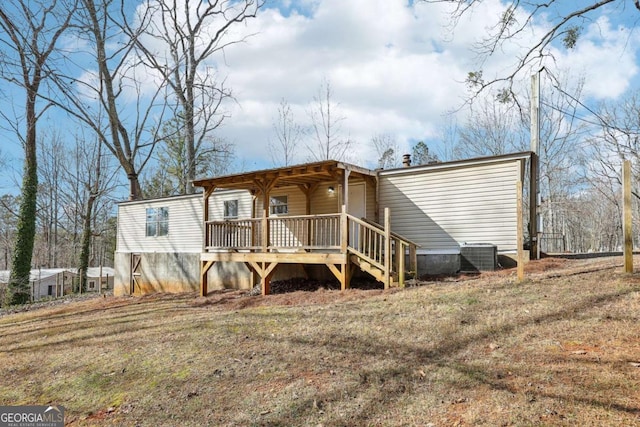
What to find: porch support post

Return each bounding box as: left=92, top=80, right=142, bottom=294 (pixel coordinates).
left=250, top=190, right=258, bottom=250
left=409, top=244, right=417, bottom=280
left=256, top=178, right=278, bottom=253
left=340, top=204, right=348, bottom=254
left=326, top=261, right=351, bottom=291
left=262, top=189, right=269, bottom=253
left=247, top=260, right=278, bottom=295
left=201, top=185, right=216, bottom=297
left=383, top=207, right=391, bottom=289
left=203, top=185, right=216, bottom=251
left=200, top=260, right=215, bottom=297
left=341, top=169, right=351, bottom=213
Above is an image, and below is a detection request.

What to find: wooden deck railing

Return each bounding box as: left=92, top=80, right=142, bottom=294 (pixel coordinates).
left=204, top=210, right=418, bottom=287
left=206, top=218, right=262, bottom=249
left=346, top=212, right=419, bottom=287
left=205, top=214, right=341, bottom=250
left=346, top=215, right=386, bottom=270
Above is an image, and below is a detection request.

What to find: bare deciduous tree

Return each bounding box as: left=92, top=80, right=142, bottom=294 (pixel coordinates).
left=0, top=0, right=76, bottom=304
left=144, top=115, right=234, bottom=196
left=371, top=133, right=399, bottom=169
left=130, top=0, right=263, bottom=193
left=423, top=0, right=634, bottom=104
left=0, top=195, right=18, bottom=270
left=454, top=96, right=527, bottom=159
left=35, top=130, right=119, bottom=278
left=269, top=99, right=304, bottom=166
left=45, top=0, right=170, bottom=201
left=307, top=79, right=353, bottom=162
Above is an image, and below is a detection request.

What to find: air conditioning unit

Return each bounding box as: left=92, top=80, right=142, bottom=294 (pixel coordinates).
left=460, top=243, right=497, bottom=272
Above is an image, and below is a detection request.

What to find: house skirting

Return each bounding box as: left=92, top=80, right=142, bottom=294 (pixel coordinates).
left=114, top=252, right=310, bottom=296
left=115, top=252, right=254, bottom=295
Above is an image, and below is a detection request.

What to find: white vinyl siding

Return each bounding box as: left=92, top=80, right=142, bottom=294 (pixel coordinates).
left=310, top=182, right=340, bottom=215
left=256, top=186, right=306, bottom=216
left=117, top=194, right=203, bottom=253
left=117, top=190, right=252, bottom=254
left=379, top=160, right=522, bottom=253
left=365, top=180, right=376, bottom=220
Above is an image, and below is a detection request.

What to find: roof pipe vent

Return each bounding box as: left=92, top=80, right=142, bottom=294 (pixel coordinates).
left=402, top=154, right=411, bottom=167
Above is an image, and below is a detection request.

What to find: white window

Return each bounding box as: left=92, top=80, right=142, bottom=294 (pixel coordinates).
left=224, top=200, right=238, bottom=219
left=88, top=281, right=95, bottom=290
left=270, top=195, right=288, bottom=215
left=146, top=207, right=169, bottom=237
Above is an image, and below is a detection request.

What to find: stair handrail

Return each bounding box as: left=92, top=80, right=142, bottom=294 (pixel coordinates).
left=344, top=213, right=386, bottom=269
left=358, top=217, right=421, bottom=248
left=345, top=211, right=420, bottom=288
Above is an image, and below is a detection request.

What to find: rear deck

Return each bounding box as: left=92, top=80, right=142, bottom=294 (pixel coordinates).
left=200, top=209, right=417, bottom=295
left=194, top=160, right=417, bottom=296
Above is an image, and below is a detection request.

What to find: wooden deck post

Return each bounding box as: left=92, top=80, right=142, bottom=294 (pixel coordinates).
left=200, top=260, right=214, bottom=297
left=397, top=241, right=405, bottom=287
left=341, top=205, right=349, bottom=290
left=409, top=244, right=417, bottom=280
left=201, top=185, right=216, bottom=297
left=261, top=186, right=270, bottom=253
left=383, top=207, right=391, bottom=289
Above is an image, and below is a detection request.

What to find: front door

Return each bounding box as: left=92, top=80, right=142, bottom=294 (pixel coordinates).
left=347, top=183, right=366, bottom=219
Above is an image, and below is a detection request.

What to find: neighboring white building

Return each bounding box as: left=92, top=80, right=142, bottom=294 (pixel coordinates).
left=0, top=268, right=76, bottom=301
left=0, top=266, right=115, bottom=301
left=85, top=267, right=115, bottom=292
left=114, top=153, right=531, bottom=296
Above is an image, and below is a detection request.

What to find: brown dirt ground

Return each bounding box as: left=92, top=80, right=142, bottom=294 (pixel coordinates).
left=0, top=255, right=639, bottom=426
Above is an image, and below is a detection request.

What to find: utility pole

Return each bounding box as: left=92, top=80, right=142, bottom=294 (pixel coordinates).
left=530, top=72, right=541, bottom=260
left=622, top=160, right=633, bottom=273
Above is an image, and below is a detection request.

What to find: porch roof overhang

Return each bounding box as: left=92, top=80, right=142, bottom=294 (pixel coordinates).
left=192, top=160, right=377, bottom=193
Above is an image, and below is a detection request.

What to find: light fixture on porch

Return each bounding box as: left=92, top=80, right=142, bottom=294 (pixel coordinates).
left=328, top=186, right=335, bottom=195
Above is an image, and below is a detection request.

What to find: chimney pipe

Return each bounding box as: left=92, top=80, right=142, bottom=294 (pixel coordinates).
left=402, top=154, right=411, bottom=167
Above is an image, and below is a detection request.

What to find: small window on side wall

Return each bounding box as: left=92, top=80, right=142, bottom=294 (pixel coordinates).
left=224, top=199, right=238, bottom=219
left=270, top=195, right=288, bottom=215
left=146, top=207, right=169, bottom=237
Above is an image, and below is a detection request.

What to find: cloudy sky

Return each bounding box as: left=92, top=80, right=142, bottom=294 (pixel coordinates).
left=2, top=0, right=640, bottom=193
left=203, top=0, right=640, bottom=169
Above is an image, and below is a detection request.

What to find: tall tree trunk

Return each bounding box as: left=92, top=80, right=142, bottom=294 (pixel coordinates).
left=78, top=194, right=95, bottom=292
left=8, top=89, right=39, bottom=305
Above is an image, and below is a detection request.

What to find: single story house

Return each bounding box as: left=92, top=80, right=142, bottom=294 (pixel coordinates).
left=85, top=267, right=115, bottom=292
left=0, top=268, right=77, bottom=301
left=114, top=152, right=531, bottom=297
left=0, top=266, right=115, bottom=302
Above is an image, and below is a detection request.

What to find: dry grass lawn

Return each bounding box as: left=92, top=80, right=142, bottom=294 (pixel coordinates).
left=1, top=256, right=639, bottom=426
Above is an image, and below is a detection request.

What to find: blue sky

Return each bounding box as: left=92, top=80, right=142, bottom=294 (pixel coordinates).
left=1, top=0, right=639, bottom=197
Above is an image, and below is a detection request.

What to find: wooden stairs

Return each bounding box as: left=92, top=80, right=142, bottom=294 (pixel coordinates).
left=346, top=212, right=418, bottom=288
left=349, top=254, right=394, bottom=284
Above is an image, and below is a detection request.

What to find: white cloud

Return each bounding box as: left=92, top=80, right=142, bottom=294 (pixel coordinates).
left=554, top=15, right=640, bottom=99
left=212, top=0, right=480, bottom=168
